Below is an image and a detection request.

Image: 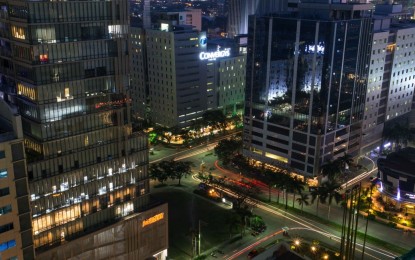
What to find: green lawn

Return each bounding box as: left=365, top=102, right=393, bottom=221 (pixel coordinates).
left=151, top=187, right=236, bottom=260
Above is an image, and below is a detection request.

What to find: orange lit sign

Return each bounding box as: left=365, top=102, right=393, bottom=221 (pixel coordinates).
left=142, top=213, right=164, bottom=227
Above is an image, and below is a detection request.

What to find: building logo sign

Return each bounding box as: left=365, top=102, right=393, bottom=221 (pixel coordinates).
left=142, top=213, right=164, bottom=227
left=199, top=36, right=207, bottom=46
left=199, top=48, right=231, bottom=61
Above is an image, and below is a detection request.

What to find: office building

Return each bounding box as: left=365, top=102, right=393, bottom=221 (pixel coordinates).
left=243, top=0, right=373, bottom=176
left=0, top=0, right=168, bottom=258
left=227, top=0, right=288, bottom=38
left=361, top=4, right=415, bottom=154
left=0, top=100, right=34, bottom=260
left=130, top=15, right=246, bottom=129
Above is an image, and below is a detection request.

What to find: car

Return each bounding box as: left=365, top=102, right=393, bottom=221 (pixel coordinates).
left=247, top=249, right=258, bottom=259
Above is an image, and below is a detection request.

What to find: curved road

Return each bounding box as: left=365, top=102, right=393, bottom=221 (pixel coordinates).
left=149, top=139, right=412, bottom=259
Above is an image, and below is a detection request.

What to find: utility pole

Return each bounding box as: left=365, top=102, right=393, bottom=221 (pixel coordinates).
left=198, top=220, right=208, bottom=256
left=198, top=220, right=201, bottom=256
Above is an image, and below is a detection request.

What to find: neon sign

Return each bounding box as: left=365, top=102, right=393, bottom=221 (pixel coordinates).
left=199, top=48, right=230, bottom=60
left=142, top=213, right=164, bottom=227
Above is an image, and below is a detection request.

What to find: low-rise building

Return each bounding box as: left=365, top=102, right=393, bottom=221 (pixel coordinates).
left=378, top=147, right=415, bottom=213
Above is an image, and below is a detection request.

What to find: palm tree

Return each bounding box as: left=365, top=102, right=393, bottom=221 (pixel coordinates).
left=336, top=153, right=354, bottom=172
left=320, top=160, right=341, bottom=181
left=291, top=176, right=305, bottom=208
left=322, top=180, right=342, bottom=219
left=296, top=192, right=310, bottom=212
left=263, top=169, right=279, bottom=202
left=311, top=187, right=328, bottom=216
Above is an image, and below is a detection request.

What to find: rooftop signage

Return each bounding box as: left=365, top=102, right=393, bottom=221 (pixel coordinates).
left=199, top=48, right=231, bottom=61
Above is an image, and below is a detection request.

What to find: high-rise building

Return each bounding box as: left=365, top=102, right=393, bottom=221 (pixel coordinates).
left=0, top=100, right=34, bottom=260
left=131, top=14, right=246, bottom=129
left=360, top=4, right=415, bottom=154
left=0, top=0, right=167, bottom=258
left=243, top=1, right=373, bottom=177
left=227, top=0, right=288, bottom=38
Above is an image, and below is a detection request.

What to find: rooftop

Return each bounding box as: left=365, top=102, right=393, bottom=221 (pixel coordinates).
left=377, top=147, right=415, bottom=176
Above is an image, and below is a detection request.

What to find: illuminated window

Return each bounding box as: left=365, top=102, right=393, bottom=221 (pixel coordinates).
left=0, top=169, right=7, bottom=178
left=17, top=82, right=36, bottom=100
left=64, top=88, right=70, bottom=97
left=11, top=25, right=25, bottom=40
left=0, top=239, right=16, bottom=252
left=39, top=54, right=48, bottom=62
left=57, top=87, right=73, bottom=102
left=0, top=204, right=12, bottom=216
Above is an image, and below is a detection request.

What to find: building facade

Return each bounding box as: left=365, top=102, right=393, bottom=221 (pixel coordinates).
left=0, top=0, right=167, bottom=258
left=360, top=4, right=415, bottom=154
left=36, top=203, right=168, bottom=259
left=130, top=16, right=246, bottom=129
left=377, top=147, right=415, bottom=213
left=227, top=0, right=288, bottom=38
left=243, top=2, right=373, bottom=176
left=0, top=100, right=34, bottom=260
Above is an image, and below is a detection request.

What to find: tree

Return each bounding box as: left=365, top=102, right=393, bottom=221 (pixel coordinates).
left=151, top=125, right=168, bottom=143
left=296, top=192, right=310, bottom=212
left=274, top=174, right=289, bottom=205
left=263, top=169, right=279, bottom=203
left=214, top=138, right=242, bottom=165
left=336, top=153, right=354, bottom=171
left=320, top=160, right=341, bottom=181
left=291, top=176, right=305, bottom=208
left=383, top=123, right=412, bottom=151
left=230, top=113, right=242, bottom=128
left=231, top=153, right=249, bottom=170
left=149, top=163, right=168, bottom=184
left=228, top=182, right=261, bottom=209
left=202, top=110, right=227, bottom=132
left=311, top=180, right=341, bottom=218
left=311, top=187, right=327, bottom=216
left=171, top=161, right=194, bottom=185
left=321, top=180, right=342, bottom=219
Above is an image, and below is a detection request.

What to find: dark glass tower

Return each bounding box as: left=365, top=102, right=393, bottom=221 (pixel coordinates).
left=0, top=0, right=159, bottom=256
left=243, top=2, right=373, bottom=176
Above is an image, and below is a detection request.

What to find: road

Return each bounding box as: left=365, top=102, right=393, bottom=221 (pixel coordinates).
left=149, top=139, right=413, bottom=259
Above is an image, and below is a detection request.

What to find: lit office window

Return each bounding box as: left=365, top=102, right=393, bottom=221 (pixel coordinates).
left=0, top=239, right=16, bottom=252
left=11, top=25, right=25, bottom=39
left=0, top=204, right=12, bottom=216
left=0, top=169, right=7, bottom=178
